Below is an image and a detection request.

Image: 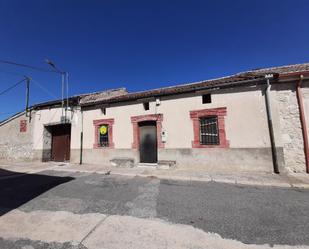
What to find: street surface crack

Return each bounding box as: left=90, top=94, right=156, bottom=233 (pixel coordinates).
left=79, top=215, right=110, bottom=246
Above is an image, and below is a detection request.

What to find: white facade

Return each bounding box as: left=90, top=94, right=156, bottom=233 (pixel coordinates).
left=1, top=78, right=308, bottom=174
left=28, top=85, right=287, bottom=172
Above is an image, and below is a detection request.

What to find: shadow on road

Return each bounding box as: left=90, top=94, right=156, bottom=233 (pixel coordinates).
left=0, top=168, right=74, bottom=216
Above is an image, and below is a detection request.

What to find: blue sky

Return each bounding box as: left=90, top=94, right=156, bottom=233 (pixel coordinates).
left=0, top=0, right=309, bottom=120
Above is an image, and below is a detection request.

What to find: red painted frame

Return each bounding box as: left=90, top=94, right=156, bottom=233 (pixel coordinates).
left=93, top=118, right=115, bottom=149
left=190, top=107, right=229, bottom=148
left=131, top=114, right=164, bottom=149
left=20, top=120, right=27, bottom=133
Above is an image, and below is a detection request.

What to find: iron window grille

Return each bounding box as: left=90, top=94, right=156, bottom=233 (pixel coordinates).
left=199, top=116, right=219, bottom=145
left=99, top=125, right=109, bottom=147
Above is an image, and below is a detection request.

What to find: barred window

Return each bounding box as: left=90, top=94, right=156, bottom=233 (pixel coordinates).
left=200, top=116, right=219, bottom=145
left=99, top=125, right=109, bottom=147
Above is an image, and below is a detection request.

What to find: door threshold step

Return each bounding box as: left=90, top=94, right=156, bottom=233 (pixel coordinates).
left=137, top=161, right=175, bottom=170
left=50, top=162, right=70, bottom=167
left=137, top=163, right=158, bottom=168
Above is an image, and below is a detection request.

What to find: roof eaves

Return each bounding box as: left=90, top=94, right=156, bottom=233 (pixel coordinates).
left=81, top=75, right=265, bottom=107
left=32, top=96, right=79, bottom=109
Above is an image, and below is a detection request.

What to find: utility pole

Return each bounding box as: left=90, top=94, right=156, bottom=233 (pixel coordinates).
left=25, top=76, right=30, bottom=117
left=45, top=59, right=69, bottom=123
left=61, top=72, right=65, bottom=118
left=0, top=59, right=69, bottom=122
left=66, top=72, right=69, bottom=119
left=0, top=59, right=70, bottom=122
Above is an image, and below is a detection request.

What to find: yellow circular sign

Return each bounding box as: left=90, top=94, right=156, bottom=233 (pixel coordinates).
left=100, top=125, right=107, bottom=135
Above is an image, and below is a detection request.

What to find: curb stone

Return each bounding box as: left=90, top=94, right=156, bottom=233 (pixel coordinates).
left=40, top=169, right=309, bottom=189
left=1, top=164, right=309, bottom=189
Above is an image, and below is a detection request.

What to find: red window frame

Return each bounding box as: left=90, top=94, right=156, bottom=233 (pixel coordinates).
left=190, top=107, right=229, bottom=148
left=93, top=118, right=115, bottom=148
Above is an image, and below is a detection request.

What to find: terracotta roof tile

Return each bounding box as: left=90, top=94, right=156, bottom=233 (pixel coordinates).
left=79, top=88, right=127, bottom=105
left=79, top=62, right=309, bottom=106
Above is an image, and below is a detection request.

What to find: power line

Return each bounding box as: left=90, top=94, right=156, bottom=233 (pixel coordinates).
left=0, top=78, right=26, bottom=96
left=0, top=59, right=56, bottom=73
left=31, top=78, right=59, bottom=99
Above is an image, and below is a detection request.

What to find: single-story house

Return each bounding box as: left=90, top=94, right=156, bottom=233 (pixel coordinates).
left=1, top=63, right=309, bottom=173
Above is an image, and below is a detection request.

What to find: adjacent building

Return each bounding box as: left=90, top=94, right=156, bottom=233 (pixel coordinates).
left=1, top=63, right=309, bottom=174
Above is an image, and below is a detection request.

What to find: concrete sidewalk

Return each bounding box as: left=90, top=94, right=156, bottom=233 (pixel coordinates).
left=1, top=161, right=309, bottom=188
left=2, top=209, right=306, bottom=249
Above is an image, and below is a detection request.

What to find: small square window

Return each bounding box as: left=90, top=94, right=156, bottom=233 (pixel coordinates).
left=99, top=125, right=109, bottom=147
left=202, top=94, right=211, bottom=104
left=100, top=107, right=106, bottom=115
left=143, top=102, right=149, bottom=110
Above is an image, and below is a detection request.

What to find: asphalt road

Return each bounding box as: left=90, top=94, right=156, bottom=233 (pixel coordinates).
left=0, top=170, right=309, bottom=248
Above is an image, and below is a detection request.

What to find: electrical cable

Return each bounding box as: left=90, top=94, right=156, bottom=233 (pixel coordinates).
left=0, top=59, right=56, bottom=73
left=31, top=78, right=59, bottom=99
left=0, top=78, right=26, bottom=96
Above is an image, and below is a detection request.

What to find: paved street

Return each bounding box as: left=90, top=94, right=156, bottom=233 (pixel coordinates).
left=0, top=169, right=309, bottom=249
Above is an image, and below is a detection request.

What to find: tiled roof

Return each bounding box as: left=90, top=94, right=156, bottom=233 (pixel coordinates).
left=79, top=88, right=128, bottom=105
left=241, top=63, right=309, bottom=75
left=80, top=63, right=309, bottom=106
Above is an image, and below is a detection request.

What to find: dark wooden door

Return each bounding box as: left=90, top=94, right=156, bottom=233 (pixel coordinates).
left=51, top=124, right=71, bottom=162
left=139, top=122, right=157, bottom=163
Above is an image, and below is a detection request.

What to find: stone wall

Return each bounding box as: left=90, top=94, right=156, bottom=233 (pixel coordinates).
left=273, top=83, right=306, bottom=173
left=0, top=112, right=34, bottom=162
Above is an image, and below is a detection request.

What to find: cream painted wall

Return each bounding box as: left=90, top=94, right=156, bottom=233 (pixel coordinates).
left=32, top=108, right=79, bottom=150
left=157, top=88, right=271, bottom=148
left=3, top=82, right=306, bottom=172
left=82, top=103, right=153, bottom=149
left=70, top=107, right=82, bottom=150
left=31, top=85, right=282, bottom=152
left=82, top=86, right=272, bottom=150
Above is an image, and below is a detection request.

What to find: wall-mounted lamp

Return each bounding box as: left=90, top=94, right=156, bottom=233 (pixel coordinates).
left=156, top=98, right=161, bottom=106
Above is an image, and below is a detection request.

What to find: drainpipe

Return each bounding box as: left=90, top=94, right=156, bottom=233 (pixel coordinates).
left=264, top=74, right=280, bottom=174
left=80, top=109, right=84, bottom=165
left=296, top=75, right=309, bottom=173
